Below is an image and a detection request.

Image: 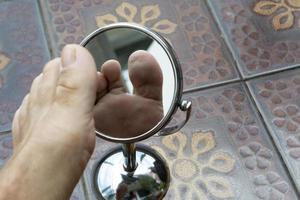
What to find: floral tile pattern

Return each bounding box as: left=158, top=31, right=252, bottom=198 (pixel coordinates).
left=83, top=83, right=298, bottom=199
left=248, top=68, right=300, bottom=191
left=39, top=0, right=239, bottom=90
left=207, top=0, right=300, bottom=77
left=253, top=0, right=300, bottom=31
left=179, top=84, right=297, bottom=199
left=0, top=0, right=50, bottom=132
left=152, top=124, right=239, bottom=199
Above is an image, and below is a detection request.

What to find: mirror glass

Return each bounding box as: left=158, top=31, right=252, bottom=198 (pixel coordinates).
left=83, top=27, right=175, bottom=139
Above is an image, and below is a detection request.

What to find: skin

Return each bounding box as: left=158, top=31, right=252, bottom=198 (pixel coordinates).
left=94, top=50, right=164, bottom=138
left=0, top=44, right=163, bottom=200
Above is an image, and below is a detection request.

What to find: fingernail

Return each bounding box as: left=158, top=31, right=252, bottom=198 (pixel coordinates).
left=62, top=45, right=76, bottom=67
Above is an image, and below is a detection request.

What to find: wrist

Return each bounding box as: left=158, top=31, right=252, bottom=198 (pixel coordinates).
left=0, top=142, right=76, bottom=200
left=0, top=154, right=26, bottom=200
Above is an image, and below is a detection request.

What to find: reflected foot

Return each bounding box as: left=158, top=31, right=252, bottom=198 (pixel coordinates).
left=94, top=50, right=164, bottom=138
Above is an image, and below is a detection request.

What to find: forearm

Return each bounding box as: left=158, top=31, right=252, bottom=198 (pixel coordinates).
left=0, top=142, right=81, bottom=200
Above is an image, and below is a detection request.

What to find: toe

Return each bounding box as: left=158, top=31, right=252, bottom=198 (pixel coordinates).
left=128, top=50, right=163, bottom=101
left=96, top=71, right=108, bottom=100
left=101, top=59, right=125, bottom=94
left=55, top=44, right=98, bottom=111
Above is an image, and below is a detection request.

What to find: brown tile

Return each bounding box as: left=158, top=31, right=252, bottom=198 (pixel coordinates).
left=0, top=0, right=50, bottom=132
left=248, top=68, right=300, bottom=192
left=40, top=0, right=239, bottom=90
left=208, top=0, right=300, bottom=77
left=84, top=83, right=298, bottom=199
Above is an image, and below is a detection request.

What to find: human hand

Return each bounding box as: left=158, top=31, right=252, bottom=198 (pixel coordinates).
left=0, top=44, right=98, bottom=200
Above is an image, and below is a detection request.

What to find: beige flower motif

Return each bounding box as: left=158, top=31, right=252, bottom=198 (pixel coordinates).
left=0, top=52, right=10, bottom=71
left=95, top=2, right=177, bottom=34
left=254, top=0, right=300, bottom=30
left=152, top=131, right=236, bottom=199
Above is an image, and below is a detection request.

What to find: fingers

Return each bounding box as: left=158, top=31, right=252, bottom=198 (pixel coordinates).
left=128, top=50, right=163, bottom=101
left=96, top=71, right=108, bottom=100
left=100, top=59, right=125, bottom=94
left=55, top=45, right=98, bottom=111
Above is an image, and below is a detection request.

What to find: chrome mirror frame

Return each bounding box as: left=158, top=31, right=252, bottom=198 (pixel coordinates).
left=80, top=22, right=192, bottom=200
left=80, top=22, right=191, bottom=143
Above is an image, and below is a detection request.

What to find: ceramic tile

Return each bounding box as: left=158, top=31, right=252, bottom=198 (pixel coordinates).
left=39, top=0, right=239, bottom=90
left=83, top=83, right=298, bottom=199
left=207, top=0, right=300, bottom=78
left=248, top=68, right=300, bottom=192
left=0, top=133, right=13, bottom=169
left=0, top=0, right=50, bottom=132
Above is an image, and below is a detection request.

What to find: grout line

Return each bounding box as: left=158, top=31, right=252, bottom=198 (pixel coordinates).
left=182, top=68, right=300, bottom=196
left=183, top=78, right=240, bottom=94
left=81, top=174, right=91, bottom=200
left=244, top=81, right=300, bottom=197
left=205, top=0, right=245, bottom=79
left=204, top=0, right=245, bottom=85
left=35, top=0, right=300, bottom=98
left=204, top=0, right=300, bottom=83
left=243, top=65, right=300, bottom=81
left=183, top=73, right=300, bottom=196
left=36, top=0, right=54, bottom=58
left=180, top=0, right=246, bottom=96
left=183, top=66, right=300, bottom=95
left=0, top=131, right=11, bottom=135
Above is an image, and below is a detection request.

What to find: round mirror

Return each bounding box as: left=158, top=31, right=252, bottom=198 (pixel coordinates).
left=81, top=23, right=192, bottom=200
left=81, top=23, right=182, bottom=143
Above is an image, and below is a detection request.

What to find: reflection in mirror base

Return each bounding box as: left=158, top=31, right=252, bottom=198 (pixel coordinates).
left=93, top=144, right=170, bottom=200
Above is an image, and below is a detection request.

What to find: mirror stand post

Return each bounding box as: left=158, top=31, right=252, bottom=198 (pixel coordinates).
left=94, top=144, right=170, bottom=199
left=122, top=143, right=137, bottom=172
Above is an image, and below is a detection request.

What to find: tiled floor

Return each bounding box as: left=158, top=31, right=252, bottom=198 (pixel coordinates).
left=85, top=84, right=299, bottom=199
left=208, top=0, right=300, bottom=78
left=1, top=0, right=300, bottom=199
left=0, top=0, right=50, bottom=132
left=40, top=0, right=239, bottom=90
left=248, top=68, right=300, bottom=192
left=0, top=133, right=13, bottom=168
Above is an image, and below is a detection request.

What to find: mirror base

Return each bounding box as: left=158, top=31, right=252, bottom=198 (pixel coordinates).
left=93, top=144, right=170, bottom=200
